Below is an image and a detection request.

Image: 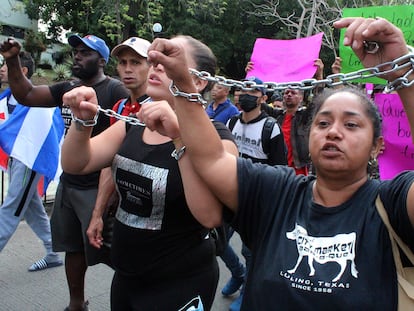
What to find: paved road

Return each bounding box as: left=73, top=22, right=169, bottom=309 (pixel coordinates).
left=0, top=220, right=243, bottom=311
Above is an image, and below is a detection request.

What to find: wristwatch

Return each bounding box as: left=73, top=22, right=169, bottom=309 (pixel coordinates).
left=171, top=146, right=186, bottom=161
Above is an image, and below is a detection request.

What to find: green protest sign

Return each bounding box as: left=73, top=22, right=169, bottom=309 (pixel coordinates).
left=340, top=5, right=414, bottom=84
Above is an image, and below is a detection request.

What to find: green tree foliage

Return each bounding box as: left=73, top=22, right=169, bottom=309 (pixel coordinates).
left=22, top=0, right=163, bottom=44
left=23, top=30, right=47, bottom=66
left=21, top=0, right=414, bottom=79
left=158, top=0, right=281, bottom=78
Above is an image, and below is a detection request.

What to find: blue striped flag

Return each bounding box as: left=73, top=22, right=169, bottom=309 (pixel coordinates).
left=0, top=98, right=64, bottom=190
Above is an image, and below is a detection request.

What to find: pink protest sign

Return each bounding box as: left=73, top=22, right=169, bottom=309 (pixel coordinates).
left=376, top=93, right=414, bottom=180
left=246, top=33, right=323, bottom=83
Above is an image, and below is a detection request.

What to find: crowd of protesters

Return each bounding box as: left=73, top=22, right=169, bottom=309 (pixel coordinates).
left=0, top=15, right=413, bottom=311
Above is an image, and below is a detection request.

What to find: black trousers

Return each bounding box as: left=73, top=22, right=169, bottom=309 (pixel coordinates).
left=111, top=259, right=219, bottom=311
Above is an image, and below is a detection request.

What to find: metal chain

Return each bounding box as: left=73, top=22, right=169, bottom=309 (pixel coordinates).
left=170, top=82, right=207, bottom=105
left=88, top=47, right=414, bottom=127
left=190, top=49, right=414, bottom=94
left=97, top=106, right=146, bottom=126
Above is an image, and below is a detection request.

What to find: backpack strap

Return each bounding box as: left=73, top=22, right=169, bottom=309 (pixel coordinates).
left=117, top=98, right=129, bottom=114
left=261, top=116, right=277, bottom=155
left=227, top=115, right=239, bottom=131
left=229, top=115, right=276, bottom=155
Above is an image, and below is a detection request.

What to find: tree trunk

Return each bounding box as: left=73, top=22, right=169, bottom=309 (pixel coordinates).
left=307, top=0, right=318, bottom=37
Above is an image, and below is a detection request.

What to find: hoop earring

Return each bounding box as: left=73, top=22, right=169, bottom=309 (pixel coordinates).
left=368, top=155, right=378, bottom=166
left=368, top=156, right=378, bottom=167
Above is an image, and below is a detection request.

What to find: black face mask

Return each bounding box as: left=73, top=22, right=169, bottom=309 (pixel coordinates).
left=239, top=94, right=259, bottom=112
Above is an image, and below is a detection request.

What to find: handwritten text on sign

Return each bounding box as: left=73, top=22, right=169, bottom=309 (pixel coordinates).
left=340, top=5, right=414, bottom=84
left=376, top=93, right=414, bottom=180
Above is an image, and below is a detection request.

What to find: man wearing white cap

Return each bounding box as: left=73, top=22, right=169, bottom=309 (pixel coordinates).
left=109, top=37, right=151, bottom=124
left=86, top=37, right=152, bottom=253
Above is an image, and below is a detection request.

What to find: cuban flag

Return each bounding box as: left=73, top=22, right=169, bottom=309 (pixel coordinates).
left=0, top=89, right=11, bottom=171
left=0, top=92, right=64, bottom=192
left=0, top=90, right=9, bottom=124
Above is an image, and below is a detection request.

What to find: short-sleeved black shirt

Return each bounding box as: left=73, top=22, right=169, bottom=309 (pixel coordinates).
left=50, top=77, right=129, bottom=188
left=234, top=159, right=414, bottom=310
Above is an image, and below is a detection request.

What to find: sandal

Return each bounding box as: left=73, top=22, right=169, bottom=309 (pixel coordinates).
left=28, top=257, right=63, bottom=272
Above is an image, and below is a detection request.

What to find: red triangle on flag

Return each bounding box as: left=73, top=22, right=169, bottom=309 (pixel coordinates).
left=0, top=112, right=5, bottom=120
left=0, top=147, right=8, bottom=171
left=37, top=175, right=45, bottom=196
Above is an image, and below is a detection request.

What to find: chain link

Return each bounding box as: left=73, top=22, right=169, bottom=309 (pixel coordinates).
left=81, top=47, right=414, bottom=127
left=71, top=110, right=98, bottom=127
left=169, top=82, right=207, bottom=105
left=97, top=106, right=146, bottom=126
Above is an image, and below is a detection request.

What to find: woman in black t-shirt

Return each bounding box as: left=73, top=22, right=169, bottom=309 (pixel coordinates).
left=141, top=18, right=414, bottom=310
left=61, top=36, right=238, bottom=310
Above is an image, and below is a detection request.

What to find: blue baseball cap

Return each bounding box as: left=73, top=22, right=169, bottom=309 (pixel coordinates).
left=68, top=34, right=110, bottom=63
left=243, top=76, right=265, bottom=95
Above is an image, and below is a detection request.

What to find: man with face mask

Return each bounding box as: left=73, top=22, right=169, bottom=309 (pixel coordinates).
left=222, top=76, right=287, bottom=311
left=228, top=77, right=287, bottom=165
left=0, top=35, right=129, bottom=311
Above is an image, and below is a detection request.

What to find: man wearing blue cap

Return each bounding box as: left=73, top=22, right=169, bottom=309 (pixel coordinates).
left=0, top=35, right=129, bottom=311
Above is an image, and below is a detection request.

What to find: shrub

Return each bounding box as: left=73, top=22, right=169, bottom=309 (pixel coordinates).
left=34, top=68, right=46, bottom=77
left=53, top=64, right=72, bottom=81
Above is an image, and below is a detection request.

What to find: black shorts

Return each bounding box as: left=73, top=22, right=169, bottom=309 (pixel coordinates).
left=50, top=182, right=110, bottom=266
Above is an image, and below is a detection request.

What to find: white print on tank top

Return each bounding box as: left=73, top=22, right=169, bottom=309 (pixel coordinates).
left=231, top=118, right=280, bottom=160
left=114, top=154, right=168, bottom=230
left=286, top=223, right=358, bottom=283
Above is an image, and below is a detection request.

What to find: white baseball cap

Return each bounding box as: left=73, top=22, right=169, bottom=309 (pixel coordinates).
left=111, top=37, right=151, bottom=58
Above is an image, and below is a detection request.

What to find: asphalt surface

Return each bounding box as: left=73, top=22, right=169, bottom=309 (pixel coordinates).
left=0, top=218, right=243, bottom=311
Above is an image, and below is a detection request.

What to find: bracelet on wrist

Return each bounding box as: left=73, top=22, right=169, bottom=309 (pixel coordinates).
left=171, top=145, right=186, bottom=161
left=169, top=82, right=207, bottom=106
left=71, top=107, right=99, bottom=127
